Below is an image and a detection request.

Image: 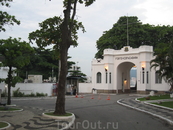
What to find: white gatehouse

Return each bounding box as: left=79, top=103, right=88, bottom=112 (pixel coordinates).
left=91, top=45, right=170, bottom=94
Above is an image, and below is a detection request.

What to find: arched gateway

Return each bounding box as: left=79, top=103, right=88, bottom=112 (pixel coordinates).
left=91, top=45, right=170, bottom=94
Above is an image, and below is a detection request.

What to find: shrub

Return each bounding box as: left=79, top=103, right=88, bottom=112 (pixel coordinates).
left=12, top=89, right=47, bottom=97
left=145, top=96, right=150, bottom=100
left=29, top=92, right=35, bottom=97
left=25, top=92, right=35, bottom=97
left=36, top=92, right=47, bottom=97
left=13, top=88, right=24, bottom=97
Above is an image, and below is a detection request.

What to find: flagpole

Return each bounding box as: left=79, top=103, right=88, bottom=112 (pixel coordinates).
left=127, top=14, right=129, bottom=46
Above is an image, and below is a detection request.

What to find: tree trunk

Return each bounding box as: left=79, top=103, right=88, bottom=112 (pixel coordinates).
left=54, top=18, right=70, bottom=115
left=7, top=84, right=11, bottom=105
left=54, top=0, right=74, bottom=115
left=7, top=66, right=12, bottom=105
left=54, top=45, right=68, bottom=115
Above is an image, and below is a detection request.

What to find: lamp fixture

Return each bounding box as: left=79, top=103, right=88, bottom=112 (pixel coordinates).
left=141, top=63, right=145, bottom=68
left=104, top=66, right=108, bottom=72
left=124, top=79, right=127, bottom=84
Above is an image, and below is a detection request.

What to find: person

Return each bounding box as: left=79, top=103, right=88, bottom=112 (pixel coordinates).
left=71, top=85, right=74, bottom=95
left=73, top=85, right=76, bottom=95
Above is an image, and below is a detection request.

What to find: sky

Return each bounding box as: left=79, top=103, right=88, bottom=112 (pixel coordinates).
left=1, top=0, right=173, bottom=77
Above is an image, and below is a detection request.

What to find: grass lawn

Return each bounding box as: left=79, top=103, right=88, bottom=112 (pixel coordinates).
left=152, top=101, right=173, bottom=109
left=0, top=122, right=8, bottom=128
left=44, top=112, right=72, bottom=116
left=138, top=94, right=172, bottom=101
left=0, top=107, right=21, bottom=111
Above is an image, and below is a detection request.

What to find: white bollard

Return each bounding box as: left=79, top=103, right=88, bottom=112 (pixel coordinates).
left=170, top=93, right=173, bottom=98
left=149, top=91, right=155, bottom=96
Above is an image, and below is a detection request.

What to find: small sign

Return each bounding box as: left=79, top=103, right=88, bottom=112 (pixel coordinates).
left=124, top=47, right=129, bottom=52
left=115, top=56, right=138, bottom=60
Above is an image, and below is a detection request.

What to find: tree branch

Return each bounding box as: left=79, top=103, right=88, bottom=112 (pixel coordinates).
left=71, top=0, right=77, bottom=22
left=68, top=0, right=77, bottom=45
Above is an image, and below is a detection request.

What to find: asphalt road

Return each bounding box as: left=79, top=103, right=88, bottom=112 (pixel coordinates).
left=12, top=94, right=173, bottom=130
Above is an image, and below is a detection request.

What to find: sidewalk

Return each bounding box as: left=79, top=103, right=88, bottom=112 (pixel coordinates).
left=117, top=96, right=173, bottom=125
left=0, top=106, right=71, bottom=130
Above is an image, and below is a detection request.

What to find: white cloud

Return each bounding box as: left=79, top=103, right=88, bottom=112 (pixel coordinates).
left=134, top=0, right=173, bottom=25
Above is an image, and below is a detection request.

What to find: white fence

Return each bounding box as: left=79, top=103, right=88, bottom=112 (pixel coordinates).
left=0, top=82, right=93, bottom=97
left=78, top=83, right=93, bottom=93
left=0, top=83, right=53, bottom=96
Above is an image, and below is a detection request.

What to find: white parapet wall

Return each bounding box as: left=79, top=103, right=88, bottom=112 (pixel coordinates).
left=0, top=83, right=53, bottom=96
left=79, top=83, right=93, bottom=93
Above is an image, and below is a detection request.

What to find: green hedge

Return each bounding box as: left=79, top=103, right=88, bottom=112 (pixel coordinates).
left=13, top=88, right=47, bottom=97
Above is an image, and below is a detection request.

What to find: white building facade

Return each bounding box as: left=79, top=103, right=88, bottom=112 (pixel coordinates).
left=0, top=66, right=8, bottom=79
left=91, top=45, right=170, bottom=94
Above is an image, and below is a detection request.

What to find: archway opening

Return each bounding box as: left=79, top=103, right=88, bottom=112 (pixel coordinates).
left=130, top=66, right=137, bottom=91
left=117, top=62, right=136, bottom=93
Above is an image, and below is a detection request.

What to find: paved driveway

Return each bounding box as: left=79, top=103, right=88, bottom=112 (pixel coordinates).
left=11, top=94, right=173, bottom=130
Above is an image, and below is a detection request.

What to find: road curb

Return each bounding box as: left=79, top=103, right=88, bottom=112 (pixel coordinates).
left=0, top=121, right=11, bottom=130
left=135, top=98, right=173, bottom=111
left=117, top=99, right=173, bottom=125
left=42, top=112, right=75, bottom=130
left=144, top=101, right=173, bottom=111
left=0, top=108, right=23, bottom=113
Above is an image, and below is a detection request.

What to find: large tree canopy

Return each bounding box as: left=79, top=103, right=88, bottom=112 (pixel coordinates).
left=29, top=16, right=85, bottom=51
left=0, top=37, right=34, bottom=105
left=18, top=48, right=59, bottom=81
left=0, top=37, right=34, bottom=68
left=18, top=48, right=87, bottom=82
left=150, top=28, right=173, bottom=92
left=0, top=0, right=20, bottom=32
left=95, top=16, right=173, bottom=58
